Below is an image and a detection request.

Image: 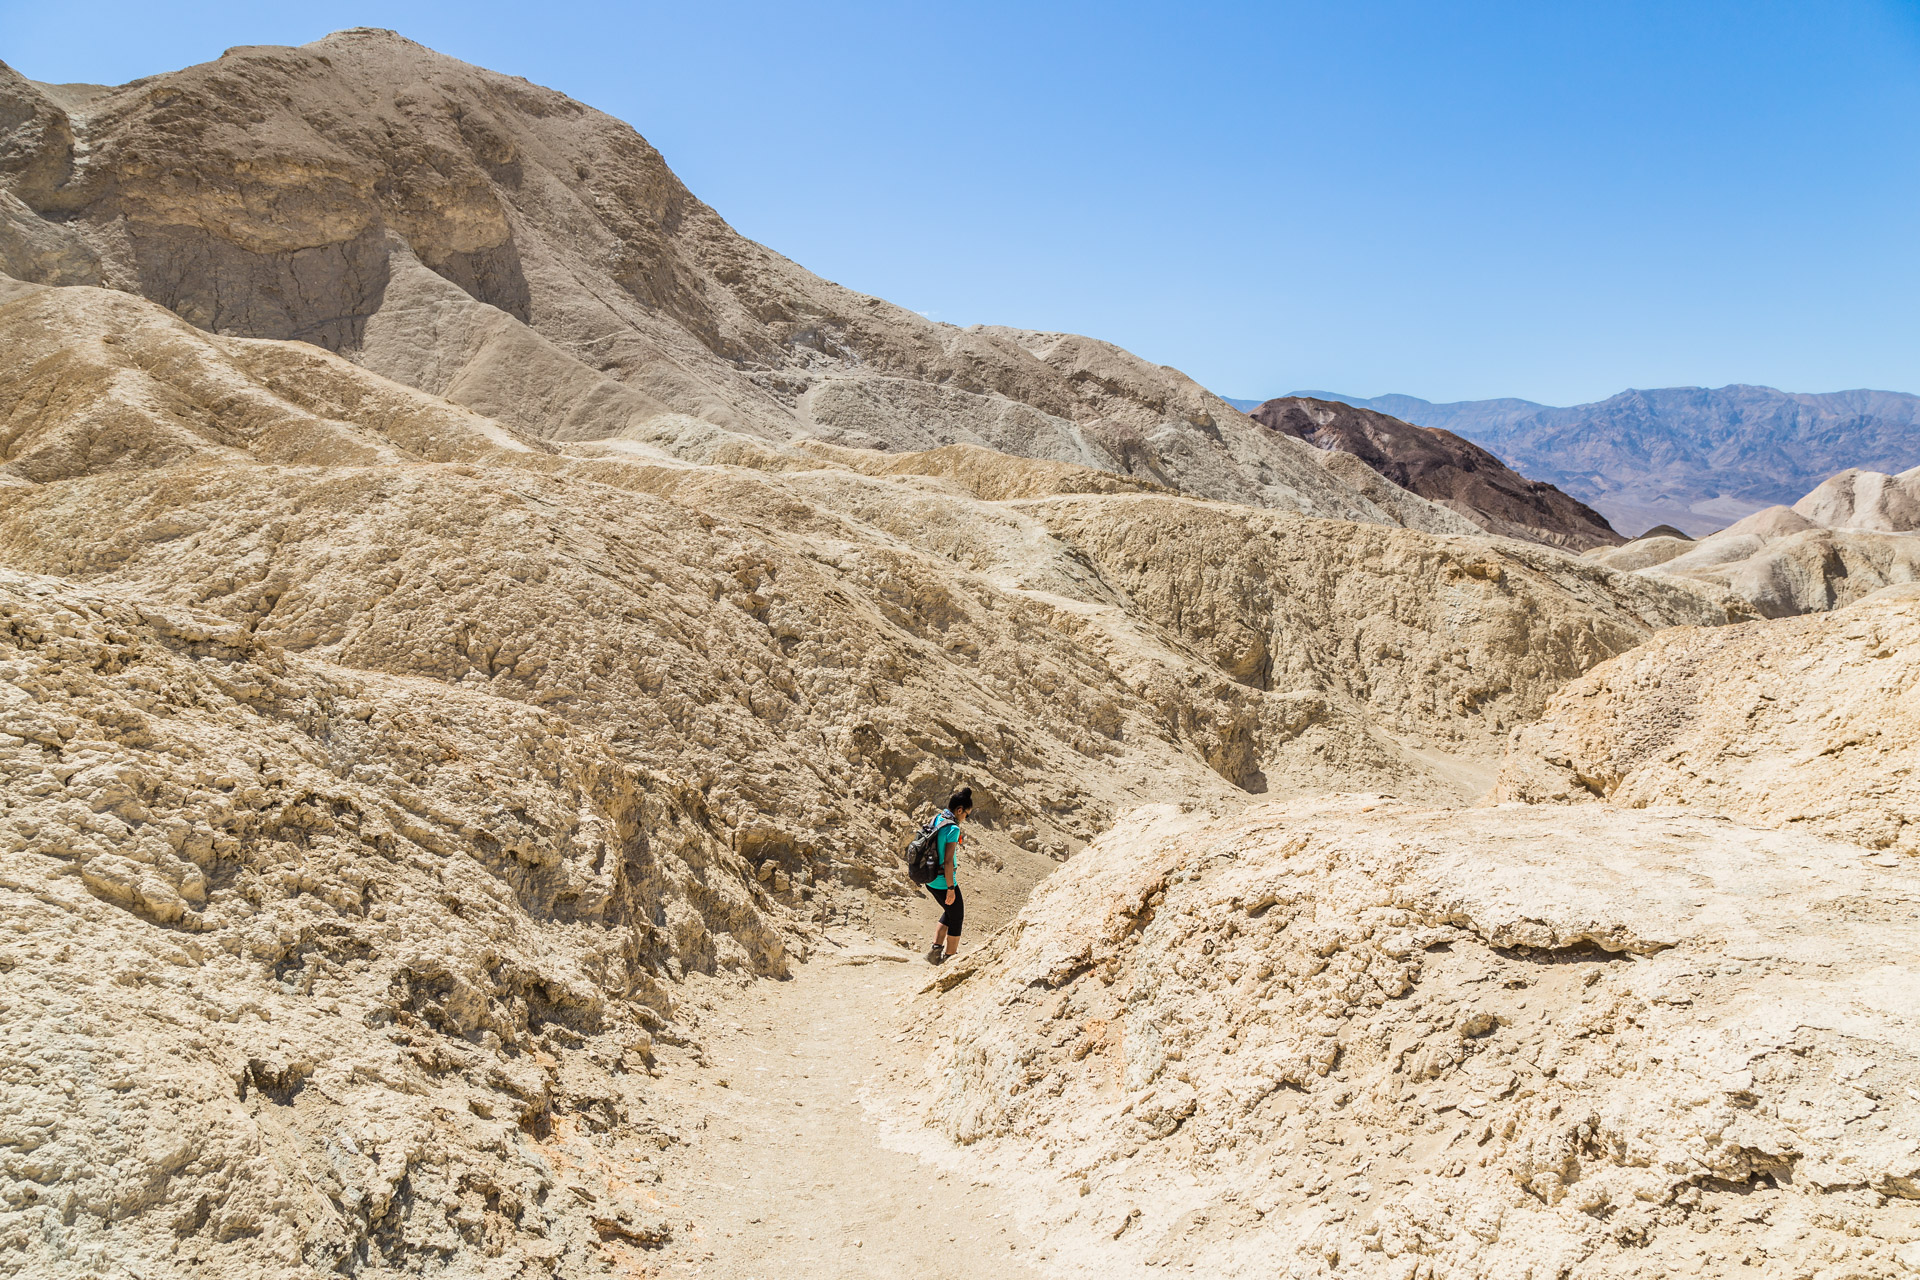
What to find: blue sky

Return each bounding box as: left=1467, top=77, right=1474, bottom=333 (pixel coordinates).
left=5, top=1, right=1918, bottom=404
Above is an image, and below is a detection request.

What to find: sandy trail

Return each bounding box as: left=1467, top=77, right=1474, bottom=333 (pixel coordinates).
left=642, top=832, right=1057, bottom=1278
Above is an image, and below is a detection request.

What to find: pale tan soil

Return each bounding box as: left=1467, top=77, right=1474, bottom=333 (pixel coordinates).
left=635, top=831, right=1057, bottom=1279
left=7, top=27, right=1918, bottom=1280
left=0, top=280, right=1732, bottom=1277
left=0, top=31, right=1472, bottom=533
left=1493, top=583, right=1920, bottom=854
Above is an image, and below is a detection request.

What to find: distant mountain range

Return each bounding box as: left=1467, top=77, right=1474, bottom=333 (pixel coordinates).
left=1247, top=397, right=1622, bottom=550
left=1267, top=386, right=1920, bottom=537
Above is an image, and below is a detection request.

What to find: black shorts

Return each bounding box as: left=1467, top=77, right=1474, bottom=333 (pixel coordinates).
left=927, top=884, right=964, bottom=936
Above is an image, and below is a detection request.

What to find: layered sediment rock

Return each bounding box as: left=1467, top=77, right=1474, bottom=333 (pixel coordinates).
left=2, top=31, right=1462, bottom=529
left=0, top=267, right=1737, bottom=1278
left=1584, top=468, right=1920, bottom=617
left=0, top=567, right=694, bottom=1274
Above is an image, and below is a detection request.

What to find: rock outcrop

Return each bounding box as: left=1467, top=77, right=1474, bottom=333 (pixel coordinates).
left=0, top=262, right=1736, bottom=1276
left=0, top=277, right=1727, bottom=843
left=1492, top=584, right=1920, bottom=854
left=1583, top=468, right=1920, bottom=617
left=0, top=566, right=691, bottom=1274
left=1250, top=396, right=1624, bottom=550
left=1, top=32, right=1458, bottom=531
left=1792, top=465, right=1920, bottom=532
left=899, top=797, right=1920, bottom=1278
left=16, top=30, right=1902, bottom=1280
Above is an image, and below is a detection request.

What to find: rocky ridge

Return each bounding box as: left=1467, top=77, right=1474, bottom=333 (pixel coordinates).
left=2, top=27, right=1911, bottom=1280
left=1, top=31, right=1469, bottom=534
left=1583, top=466, right=1920, bottom=618
left=897, top=797, right=1920, bottom=1279
left=0, top=566, right=689, bottom=1275
left=1249, top=396, right=1623, bottom=551
left=0, top=271, right=1731, bottom=1275
left=1493, top=584, right=1920, bottom=855
left=893, top=561, right=1920, bottom=1279
left=1305, top=385, right=1920, bottom=538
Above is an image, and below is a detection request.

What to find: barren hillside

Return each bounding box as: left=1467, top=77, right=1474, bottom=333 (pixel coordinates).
left=1, top=28, right=1912, bottom=1280
left=2, top=29, right=1470, bottom=531
left=897, top=797, right=1920, bottom=1278
left=0, top=270, right=1732, bottom=1274
left=1493, top=584, right=1920, bottom=852
left=1313, top=385, right=1920, bottom=537
left=1584, top=466, right=1920, bottom=617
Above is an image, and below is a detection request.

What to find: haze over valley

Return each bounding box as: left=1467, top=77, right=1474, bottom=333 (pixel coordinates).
left=1290, top=386, right=1920, bottom=537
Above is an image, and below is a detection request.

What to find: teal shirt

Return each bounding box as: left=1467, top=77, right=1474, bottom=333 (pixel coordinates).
left=927, top=814, right=962, bottom=891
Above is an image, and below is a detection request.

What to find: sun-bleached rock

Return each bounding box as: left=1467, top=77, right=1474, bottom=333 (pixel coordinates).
left=1793, top=466, right=1920, bottom=532
left=1492, top=584, right=1920, bottom=853
left=0, top=566, right=705, bottom=1275
left=0, top=242, right=1749, bottom=1277
left=897, top=797, right=1920, bottom=1278
left=1585, top=471, right=1920, bottom=618
left=0, top=278, right=1731, bottom=850
left=1717, top=503, right=1821, bottom=539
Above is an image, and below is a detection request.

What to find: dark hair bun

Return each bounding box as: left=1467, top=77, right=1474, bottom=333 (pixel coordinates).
left=948, top=786, right=974, bottom=811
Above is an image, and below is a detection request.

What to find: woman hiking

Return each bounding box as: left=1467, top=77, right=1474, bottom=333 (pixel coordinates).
left=924, top=787, right=972, bottom=965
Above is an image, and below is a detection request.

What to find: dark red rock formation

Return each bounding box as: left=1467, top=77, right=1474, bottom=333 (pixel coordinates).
left=1250, top=397, right=1624, bottom=550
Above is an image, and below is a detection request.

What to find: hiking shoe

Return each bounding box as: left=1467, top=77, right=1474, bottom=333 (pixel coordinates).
left=926, top=945, right=944, bottom=965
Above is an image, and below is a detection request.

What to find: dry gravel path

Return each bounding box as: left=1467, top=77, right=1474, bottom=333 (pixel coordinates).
left=646, top=947, right=1039, bottom=1280
left=643, top=840, right=1058, bottom=1278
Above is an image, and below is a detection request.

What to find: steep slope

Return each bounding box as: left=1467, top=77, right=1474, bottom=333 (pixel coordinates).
left=0, top=31, right=1450, bottom=531
left=1492, top=585, right=1920, bottom=853
left=0, top=265, right=1743, bottom=1280
left=0, top=279, right=1726, bottom=826
left=1792, top=464, right=1920, bottom=531
left=0, top=566, right=702, bottom=1275
left=1307, top=386, right=1920, bottom=537
left=893, top=798, right=1920, bottom=1279
left=1249, top=396, right=1623, bottom=550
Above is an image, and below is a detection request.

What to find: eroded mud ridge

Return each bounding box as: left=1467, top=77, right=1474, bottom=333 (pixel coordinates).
left=1, top=25, right=1917, bottom=1280
left=897, top=800, right=1920, bottom=1278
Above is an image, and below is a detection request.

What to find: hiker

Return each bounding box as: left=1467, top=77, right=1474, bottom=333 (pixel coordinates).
left=924, top=787, right=972, bottom=965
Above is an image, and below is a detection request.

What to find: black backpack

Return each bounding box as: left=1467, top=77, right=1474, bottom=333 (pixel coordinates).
left=904, top=813, right=952, bottom=885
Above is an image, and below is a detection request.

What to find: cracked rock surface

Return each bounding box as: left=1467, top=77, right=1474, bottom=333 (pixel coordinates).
left=0, top=274, right=1734, bottom=1278
left=0, top=566, right=708, bottom=1275
left=894, top=799, right=1920, bottom=1278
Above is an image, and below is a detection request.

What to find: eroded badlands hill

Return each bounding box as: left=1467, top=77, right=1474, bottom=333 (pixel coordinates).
left=1584, top=467, right=1920, bottom=617
left=0, top=567, right=692, bottom=1274
left=899, top=799, right=1920, bottom=1279
left=894, top=576, right=1920, bottom=1279
left=0, top=277, right=1726, bottom=859
left=1, top=29, right=1471, bottom=532
left=1494, top=584, right=1920, bottom=854
left=0, top=271, right=1739, bottom=1275
left=5, top=29, right=1904, bottom=1280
